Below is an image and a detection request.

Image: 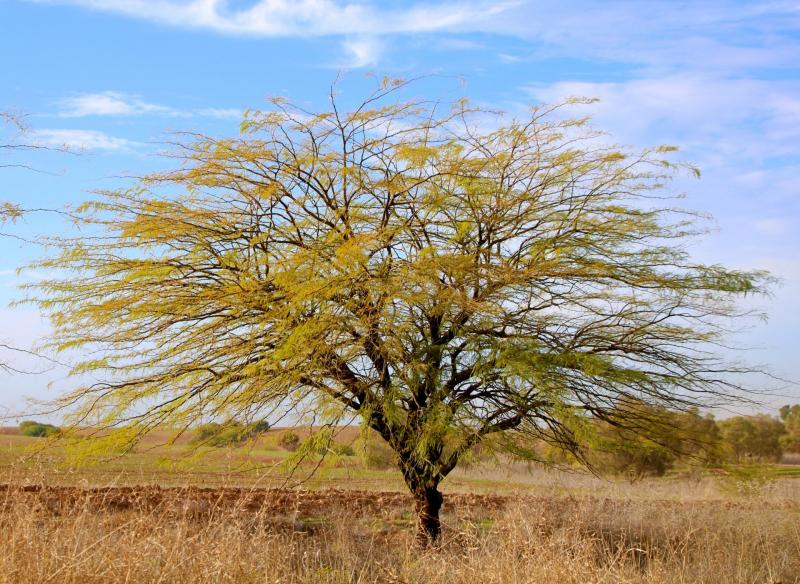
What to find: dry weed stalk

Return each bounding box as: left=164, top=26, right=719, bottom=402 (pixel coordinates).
left=0, top=484, right=798, bottom=583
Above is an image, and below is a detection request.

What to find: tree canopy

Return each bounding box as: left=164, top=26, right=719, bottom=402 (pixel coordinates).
left=28, top=79, right=770, bottom=543
left=2, top=110, right=70, bottom=374
left=2, top=111, right=37, bottom=373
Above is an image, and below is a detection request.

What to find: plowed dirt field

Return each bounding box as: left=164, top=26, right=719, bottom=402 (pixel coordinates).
left=0, top=484, right=509, bottom=520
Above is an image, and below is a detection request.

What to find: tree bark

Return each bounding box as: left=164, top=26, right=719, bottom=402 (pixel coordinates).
left=412, top=484, right=443, bottom=546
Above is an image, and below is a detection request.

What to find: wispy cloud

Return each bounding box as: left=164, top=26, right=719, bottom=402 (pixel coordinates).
left=484, top=1, right=800, bottom=75
left=525, top=76, right=800, bottom=163
left=33, top=128, right=137, bottom=151
left=57, top=91, right=244, bottom=120
left=30, top=0, right=517, bottom=36
left=58, top=91, right=175, bottom=117
left=525, top=74, right=800, bottom=277
left=194, top=107, right=243, bottom=120
left=341, top=37, right=382, bottom=68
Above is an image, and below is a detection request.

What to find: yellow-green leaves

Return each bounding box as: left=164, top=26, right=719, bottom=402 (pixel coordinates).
left=28, top=81, right=769, bottom=484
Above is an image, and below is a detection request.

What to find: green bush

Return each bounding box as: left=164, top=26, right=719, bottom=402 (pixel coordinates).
left=297, top=431, right=355, bottom=456
left=19, top=421, right=60, bottom=438
left=355, top=434, right=396, bottom=469
left=716, top=463, right=779, bottom=497
left=779, top=404, right=800, bottom=453
left=278, top=431, right=300, bottom=452
left=600, top=441, right=675, bottom=481
left=569, top=402, right=726, bottom=480
left=191, top=420, right=270, bottom=447
left=718, top=414, right=785, bottom=462
left=329, top=442, right=355, bottom=457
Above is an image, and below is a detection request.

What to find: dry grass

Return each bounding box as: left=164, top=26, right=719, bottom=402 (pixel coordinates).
left=1, top=483, right=798, bottom=583
left=2, top=429, right=799, bottom=582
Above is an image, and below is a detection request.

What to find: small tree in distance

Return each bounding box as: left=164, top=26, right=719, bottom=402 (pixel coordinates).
left=29, top=78, right=770, bottom=545
left=779, top=404, right=800, bottom=453
left=718, top=414, right=785, bottom=462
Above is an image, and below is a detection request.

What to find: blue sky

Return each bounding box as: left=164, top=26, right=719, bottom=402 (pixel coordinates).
left=1, top=0, right=799, bottom=416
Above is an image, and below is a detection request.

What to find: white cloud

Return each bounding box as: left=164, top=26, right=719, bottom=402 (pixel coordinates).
left=59, top=91, right=176, bottom=117
left=482, top=1, right=800, bottom=75
left=31, top=0, right=517, bottom=36
left=58, top=91, right=244, bottom=119
left=523, top=74, right=800, bottom=314
left=195, top=107, right=244, bottom=120
left=341, top=37, right=382, bottom=68
left=33, top=129, right=137, bottom=152
left=498, top=53, right=524, bottom=64
left=525, top=76, right=800, bottom=164
left=57, top=91, right=243, bottom=120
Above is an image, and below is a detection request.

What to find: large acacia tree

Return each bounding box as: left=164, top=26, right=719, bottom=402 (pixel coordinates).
left=30, top=80, right=768, bottom=543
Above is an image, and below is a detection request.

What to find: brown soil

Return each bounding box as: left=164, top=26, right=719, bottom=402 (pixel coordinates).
left=0, top=484, right=509, bottom=520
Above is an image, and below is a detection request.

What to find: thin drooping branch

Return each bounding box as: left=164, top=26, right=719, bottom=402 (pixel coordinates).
left=23, top=80, right=771, bottom=544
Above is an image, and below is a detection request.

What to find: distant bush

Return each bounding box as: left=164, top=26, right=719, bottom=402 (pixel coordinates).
left=191, top=420, right=270, bottom=447
left=329, top=442, right=355, bottom=457
left=539, top=403, right=726, bottom=480
left=278, top=431, right=300, bottom=452
left=779, top=404, right=800, bottom=453
left=716, top=463, right=779, bottom=497
left=355, top=434, right=396, bottom=469
left=598, top=440, right=676, bottom=481
left=296, top=431, right=355, bottom=457
left=19, top=421, right=60, bottom=438
left=718, top=414, right=785, bottom=462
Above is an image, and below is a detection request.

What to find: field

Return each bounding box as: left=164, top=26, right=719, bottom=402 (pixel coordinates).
left=2, top=428, right=800, bottom=583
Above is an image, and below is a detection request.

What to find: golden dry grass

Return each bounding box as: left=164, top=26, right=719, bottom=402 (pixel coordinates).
left=1, top=482, right=798, bottom=583
left=2, top=428, right=800, bottom=582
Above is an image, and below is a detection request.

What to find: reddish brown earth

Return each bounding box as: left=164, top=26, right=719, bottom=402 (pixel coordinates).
left=0, top=484, right=509, bottom=520
left=2, top=483, right=795, bottom=524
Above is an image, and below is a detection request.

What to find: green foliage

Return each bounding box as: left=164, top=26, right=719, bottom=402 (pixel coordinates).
left=278, top=431, right=300, bottom=452
left=593, top=433, right=676, bottom=481
left=779, top=404, right=800, bottom=453
left=356, top=433, right=397, bottom=470
left=548, top=402, right=725, bottom=480
left=716, top=463, right=779, bottom=498
left=191, top=420, right=270, bottom=448
left=294, top=430, right=355, bottom=457
left=28, top=79, right=770, bottom=518
left=19, top=420, right=60, bottom=438
left=329, top=442, right=355, bottom=457
left=717, top=415, right=785, bottom=462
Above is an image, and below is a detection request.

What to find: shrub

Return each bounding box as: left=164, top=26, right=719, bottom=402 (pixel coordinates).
left=355, top=434, right=396, bottom=470
left=191, top=420, right=270, bottom=447
left=568, top=403, right=725, bottom=480
left=278, top=431, right=300, bottom=452
left=329, top=442, right=355, bottom=457
left=601, top=441, right=675, bottom=481
left=718, top=414, right=785, bottom=462
left=716, top=463, right=779, bottom=497
left=19, top=421, right=60, bottom=438
left=779, top=404, right=800, bottom=453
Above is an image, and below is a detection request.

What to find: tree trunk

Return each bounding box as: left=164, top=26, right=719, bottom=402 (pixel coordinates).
left=413, top=484, right=443, bottom=546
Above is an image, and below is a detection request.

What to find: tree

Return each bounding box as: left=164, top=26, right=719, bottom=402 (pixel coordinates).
left=19, top=420, right=60, bottom=437
left=1, top=111, right=40, bottom=374
left=779, top=404, right=800, bottom=453
left=579, top=403, right=723, bottom=480
left=191, top=419, right=270, bottom=447
left=2, top=110, right=74, bottom=375
left=718, top=415, right=785, bottom=462
left=29, top=79, right=769, bottom=544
